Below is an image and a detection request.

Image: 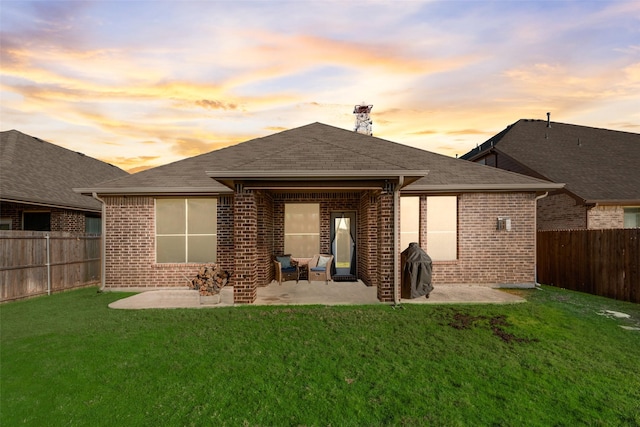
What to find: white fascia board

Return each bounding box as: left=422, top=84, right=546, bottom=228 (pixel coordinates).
left=401, top=182, right=565, bottom=194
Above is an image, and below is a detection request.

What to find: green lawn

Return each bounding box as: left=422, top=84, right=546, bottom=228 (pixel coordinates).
left=1, top=286, right=639, bottom=426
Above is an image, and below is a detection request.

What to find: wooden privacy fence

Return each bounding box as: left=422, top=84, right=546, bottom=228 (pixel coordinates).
left=537, top=229, right=640, bottom=303
left=0, top=231, right=101, bottom=302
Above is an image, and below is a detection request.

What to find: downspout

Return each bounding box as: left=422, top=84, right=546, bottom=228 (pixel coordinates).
left=92, top=192, right=107, bottom=291
left=393, top=176, right=404, bottom=307
left=534, top=192, right=548, bottom=286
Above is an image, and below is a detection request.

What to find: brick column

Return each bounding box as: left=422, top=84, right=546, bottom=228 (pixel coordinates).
left=233, top=190, right=258, bottom=303
left=217, top=196, right=235, bottom=277
left=377, top=191, right=395, bottom=302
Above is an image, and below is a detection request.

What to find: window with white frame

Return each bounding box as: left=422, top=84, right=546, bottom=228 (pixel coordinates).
left=156, top=198, right=217, bottom=263
left=0, top=218, right=11, bottom=230
left=400, top=197, right=420, bottom=250
left=284, top=203, right=319, bottom=257
left=426, top=196, right=457, bottom=261
left=624, top=207, right=640, bottom=228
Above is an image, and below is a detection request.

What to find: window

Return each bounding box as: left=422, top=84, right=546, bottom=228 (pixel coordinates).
left=0, top=218, right=11, bottom=230
left=85, top=215, right=101, bottom=234
left=156, top=198, right=217, bottom=263
left=624, top=207, right=640, bottom=228
left=285, top=203, right=319, bottom=257
left=23, top=212, right=51, bottom=231
left=426, top=196, right=457, bottom=261
left=400, top=197, right=420, bottom=250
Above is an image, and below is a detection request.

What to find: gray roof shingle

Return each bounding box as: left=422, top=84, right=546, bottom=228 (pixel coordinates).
left=80, top=122, right=560, bottom=194
left=461, top=120, right=640, bottom=203
left=1, top=130, right=128, bottom=211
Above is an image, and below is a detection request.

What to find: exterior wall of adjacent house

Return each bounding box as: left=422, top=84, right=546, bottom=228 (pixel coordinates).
left=587, top=205, right=624, bottom=229
left=0, top=201, right=90, bottom=232
left=419, top=192, right=537, bottom=286
left=536, top=193, right=587, bottom=230
left=535, top=193, right=626, bottom=230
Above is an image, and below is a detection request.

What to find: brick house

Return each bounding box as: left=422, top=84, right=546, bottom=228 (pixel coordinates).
left=460, top=117, right=640, bottom=230
left=0, top=130, right=128, bottom=232
left=77, top=123, right=562, bottom=304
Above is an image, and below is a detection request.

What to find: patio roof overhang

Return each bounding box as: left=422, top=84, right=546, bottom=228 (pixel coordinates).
left=205, top=170, right=430, bottom=191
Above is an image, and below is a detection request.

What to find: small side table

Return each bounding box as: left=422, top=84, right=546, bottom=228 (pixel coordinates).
left=297, top=262, right=309, bottom=282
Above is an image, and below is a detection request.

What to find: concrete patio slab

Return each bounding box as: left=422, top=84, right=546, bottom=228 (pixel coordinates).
left=108, top=281, right=526, bottom=309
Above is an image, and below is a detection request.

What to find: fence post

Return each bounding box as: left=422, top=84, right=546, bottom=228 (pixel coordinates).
left=45, top=233, right=51, bottom=296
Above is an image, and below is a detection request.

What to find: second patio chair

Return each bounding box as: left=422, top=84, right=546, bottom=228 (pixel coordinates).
left=308, top=254, right=333, bottom=284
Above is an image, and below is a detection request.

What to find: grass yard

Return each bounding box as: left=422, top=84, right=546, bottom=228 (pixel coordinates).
left=1, top=286, right=639, bottom=426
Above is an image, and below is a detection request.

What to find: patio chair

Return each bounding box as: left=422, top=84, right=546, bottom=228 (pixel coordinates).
left=308, top=254, right=333, bottom=284
left=273, top=254, right=299, bottom=285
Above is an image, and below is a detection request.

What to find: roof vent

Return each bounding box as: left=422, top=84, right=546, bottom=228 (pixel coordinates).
left=546, top=112, right=551, bottom=128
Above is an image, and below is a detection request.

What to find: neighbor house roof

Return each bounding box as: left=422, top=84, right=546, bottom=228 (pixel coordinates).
left=77, top=122, right=562, bottom=195
left=461, top=120, right=640, bottom=204
left=1, top=130, right=128, bottom=211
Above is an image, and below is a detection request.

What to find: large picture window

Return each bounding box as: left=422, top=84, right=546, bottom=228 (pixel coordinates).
left=426, top=196, right=457, bottom=261
left=156, top=198, right=217, bottom=263
left=285, top=203, right=319, bottom=257
left=400, top=197, right=420, bottom=250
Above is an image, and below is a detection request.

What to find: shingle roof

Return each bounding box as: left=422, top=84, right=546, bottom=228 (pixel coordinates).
left=461, top=120, right=640, bottom=203
left=79, top=122, right=560, bottom=195
left=1, top=130, right=128, bottom=211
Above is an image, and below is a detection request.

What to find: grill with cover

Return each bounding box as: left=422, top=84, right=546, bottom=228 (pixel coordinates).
left=401, top=242, right=433, bottom=299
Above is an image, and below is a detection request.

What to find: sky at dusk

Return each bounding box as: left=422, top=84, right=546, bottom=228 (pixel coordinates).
left=1, top=0, right=639, bottom=173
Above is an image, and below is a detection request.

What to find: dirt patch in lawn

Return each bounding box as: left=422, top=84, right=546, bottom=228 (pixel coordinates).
left=447, top=311, right=538, bottom=344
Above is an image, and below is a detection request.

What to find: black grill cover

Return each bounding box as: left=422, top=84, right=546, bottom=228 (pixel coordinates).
left=401, top=242, right=433, bottom=299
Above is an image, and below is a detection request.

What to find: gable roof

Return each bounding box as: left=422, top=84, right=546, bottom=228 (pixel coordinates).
left=461, top=120, right=640, bottom=204
left=78, top=122, right=562, bottom=195
left=1, top=130, right=128, bottom=211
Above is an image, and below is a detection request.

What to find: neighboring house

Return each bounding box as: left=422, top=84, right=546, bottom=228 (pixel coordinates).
left=0, top=130, right=128, bottom=232
left=77, top=122, right=562, bottom=304
left=460, top=118, right=640, bottom=230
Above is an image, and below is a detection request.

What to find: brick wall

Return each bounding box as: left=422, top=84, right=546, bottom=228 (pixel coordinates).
left=216, top=196, right=234, bottom=276
left=100, top=190, right=539, bottom=299
left=271, top=192, right=361, bottom=254
left=103, top=196, right=206, bottom=288
left=358, top=191, right=378, bottom=288
left=256, top=191, right=274, bottom=286
left=536, top=193, right=625, bottom=230
left=233, top=191, right=258, bottom=303
left=428, top=192, right=536, bottom=286
left=51, top=209, right=86, bottom=233
left=537, top=193, right=586, bottom=230
left=377, top=192, right=395, bottom=302
left=587, top=205, right=624, bottom=229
